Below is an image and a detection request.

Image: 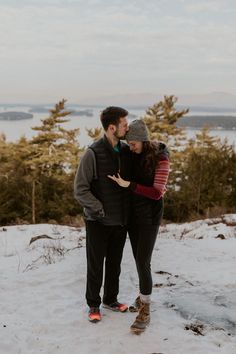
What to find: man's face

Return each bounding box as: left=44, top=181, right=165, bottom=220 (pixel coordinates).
left=114, top=116, right=128, bottom=139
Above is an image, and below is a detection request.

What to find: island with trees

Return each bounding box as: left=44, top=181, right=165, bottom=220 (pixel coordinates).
left=0, top=111, right=33, bottom=120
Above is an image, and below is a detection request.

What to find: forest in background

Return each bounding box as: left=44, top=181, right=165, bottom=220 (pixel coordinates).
left=0, top=96, right=235, bottom=225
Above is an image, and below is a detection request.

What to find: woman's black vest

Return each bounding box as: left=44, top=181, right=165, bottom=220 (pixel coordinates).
left=89, top=136, right=131, bottom=226
left=130, top=145, right=165, bottom=225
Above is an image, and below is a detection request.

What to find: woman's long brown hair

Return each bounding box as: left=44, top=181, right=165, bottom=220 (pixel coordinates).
left=141, top=141, right=160, bottom=176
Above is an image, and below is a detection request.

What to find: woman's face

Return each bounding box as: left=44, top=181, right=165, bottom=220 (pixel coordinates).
left=128, top=140, right=143, bottom=154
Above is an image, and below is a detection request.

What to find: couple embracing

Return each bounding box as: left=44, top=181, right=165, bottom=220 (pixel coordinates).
left=74, top=106, right=170, bottom=333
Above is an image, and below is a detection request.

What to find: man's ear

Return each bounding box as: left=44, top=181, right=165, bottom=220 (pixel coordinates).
left=108, top=124, right=116, bottom=133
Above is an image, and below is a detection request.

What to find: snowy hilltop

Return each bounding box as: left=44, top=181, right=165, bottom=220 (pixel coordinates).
left=0, top=215, right=236, bottom=354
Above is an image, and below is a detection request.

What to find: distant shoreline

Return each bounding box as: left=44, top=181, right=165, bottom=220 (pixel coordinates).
left=177, top=115, right=236, bottom=130
left=0, top=111, right=33, bottom=121
left=184, top=126, right=236, bottom=131
left=0, top=107, right=236, bottom=130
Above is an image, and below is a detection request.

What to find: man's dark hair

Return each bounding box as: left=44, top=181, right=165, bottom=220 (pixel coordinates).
left=100, top=106, right=128, bottom=131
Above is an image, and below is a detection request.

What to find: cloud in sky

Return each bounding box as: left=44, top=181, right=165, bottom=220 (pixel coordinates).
left=0, top=0, right=236, bottom=103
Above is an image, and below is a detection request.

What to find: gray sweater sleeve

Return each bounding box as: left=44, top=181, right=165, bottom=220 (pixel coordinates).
left=74, top=149, right=104, bottom=217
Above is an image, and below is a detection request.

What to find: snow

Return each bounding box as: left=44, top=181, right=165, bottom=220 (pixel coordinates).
left=0, top=216, right=236, bottom=354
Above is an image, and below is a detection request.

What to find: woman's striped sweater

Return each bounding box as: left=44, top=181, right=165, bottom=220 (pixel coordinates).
left=129, top=154, right=170, bottom=200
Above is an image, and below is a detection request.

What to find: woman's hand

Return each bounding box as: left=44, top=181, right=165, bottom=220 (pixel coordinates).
left=107, top=173, right=130, bottom=188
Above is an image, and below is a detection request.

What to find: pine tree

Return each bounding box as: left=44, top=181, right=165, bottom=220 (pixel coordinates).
left=86, top=127, right=102, bottom=141
left=0, top=136, right=34, bottom=224
left=166, top=127, right=236, bottom=221
left=0, top=100, right=83, bottom=225
left=142, top=95, right=189, bottom=148
left=28, top=99, right=82, bottom=222
left=31, top=99, right=80, bottom=174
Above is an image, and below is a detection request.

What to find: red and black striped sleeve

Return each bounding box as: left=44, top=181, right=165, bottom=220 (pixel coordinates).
left=129, top=154, right=170, bottom=200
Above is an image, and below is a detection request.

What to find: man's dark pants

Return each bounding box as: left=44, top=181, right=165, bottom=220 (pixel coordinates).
left=85, top=220, right=127, bottom=307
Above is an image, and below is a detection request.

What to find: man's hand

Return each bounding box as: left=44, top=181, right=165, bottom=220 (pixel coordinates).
left=107, top=173, right=130, bottom=188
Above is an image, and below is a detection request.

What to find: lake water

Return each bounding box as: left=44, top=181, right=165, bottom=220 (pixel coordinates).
left=0, top=106, right=235, bottom=147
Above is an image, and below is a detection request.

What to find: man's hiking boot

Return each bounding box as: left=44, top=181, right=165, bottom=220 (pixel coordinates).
left=88, top=307, right=101, bottom=323
left=129, top=296, right=142, bottom=312
left=130, top=302, right=150, bottom=334
left=103, top=301, right=128, bottom=312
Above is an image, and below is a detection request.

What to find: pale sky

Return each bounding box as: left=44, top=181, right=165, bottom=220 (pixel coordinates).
left=0, top=0, right=236, bottom=103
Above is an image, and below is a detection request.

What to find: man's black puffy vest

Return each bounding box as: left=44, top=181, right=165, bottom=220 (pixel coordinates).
left=90, top=136, right=131, bottom=226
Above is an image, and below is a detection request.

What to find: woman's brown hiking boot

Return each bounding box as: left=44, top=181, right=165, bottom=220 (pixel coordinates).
left=130, top=302, right=150, bottom=334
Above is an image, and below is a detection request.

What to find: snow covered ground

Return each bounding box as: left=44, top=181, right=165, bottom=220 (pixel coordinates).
left=0, top=215, right=236, bottom=354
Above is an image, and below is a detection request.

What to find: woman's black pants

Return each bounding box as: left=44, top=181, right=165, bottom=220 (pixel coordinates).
left=128, top=223, right=159, bottom=295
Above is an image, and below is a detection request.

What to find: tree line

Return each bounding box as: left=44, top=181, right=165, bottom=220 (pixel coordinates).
left=0, top=97, right=235, bottom=225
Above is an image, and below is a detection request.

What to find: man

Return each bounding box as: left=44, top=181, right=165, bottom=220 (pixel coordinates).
left=74, top=106, right=131, bottom=323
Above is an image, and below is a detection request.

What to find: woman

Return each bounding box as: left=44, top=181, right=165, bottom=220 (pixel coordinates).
left=108, top=119, right=170, bottom=333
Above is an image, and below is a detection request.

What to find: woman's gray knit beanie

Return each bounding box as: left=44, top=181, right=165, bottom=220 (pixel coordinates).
left=125, top=119, right=150, bottom=141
